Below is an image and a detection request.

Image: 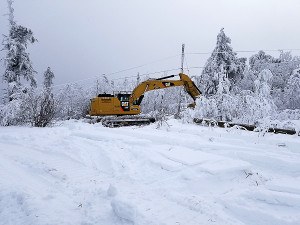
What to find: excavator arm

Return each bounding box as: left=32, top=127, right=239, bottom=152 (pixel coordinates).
left=129, top=73, right=201, bottom=105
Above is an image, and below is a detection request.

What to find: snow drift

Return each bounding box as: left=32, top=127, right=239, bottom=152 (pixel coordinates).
left=0, top=120, right=299, bottom=225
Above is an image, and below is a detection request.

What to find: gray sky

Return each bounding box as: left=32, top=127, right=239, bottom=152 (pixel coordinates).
left=0, top=0, right=300, bottom=90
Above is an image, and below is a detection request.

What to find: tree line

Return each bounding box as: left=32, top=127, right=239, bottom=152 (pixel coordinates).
left=1, top=1, right=299, bottom=127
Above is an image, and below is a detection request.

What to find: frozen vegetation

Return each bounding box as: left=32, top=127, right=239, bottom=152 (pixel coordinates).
left=1, top=2, right=300, bottom=224
left=0, top=120, right=300, bottom=225
left=1, top=8, right=300, bottom=127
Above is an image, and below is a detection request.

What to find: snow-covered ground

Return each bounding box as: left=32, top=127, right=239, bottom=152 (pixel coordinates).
left=0, top=120, right=300, bottom=225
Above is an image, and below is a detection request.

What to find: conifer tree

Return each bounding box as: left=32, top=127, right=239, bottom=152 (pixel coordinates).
left=1, top=0, right=37, bottom=125
left=3, top=0, right=37, bottom=102
left=199, top=28, right=246, bottom=96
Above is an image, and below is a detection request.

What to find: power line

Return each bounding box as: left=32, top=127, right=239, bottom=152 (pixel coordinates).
left=51, top=54, right=180, bottom=88
left=52, top=60, right=300, bottom=89
left=187, top=48, right=300, bottom=55
left=187, top=60, right=300, bottom=70
left=111, top=68, right=181, bottom=81
left=107, top=54, right=180, bottom=76
left=51, top=50, right=300, bottom=89
left=52, top=68, right=182, bottom=90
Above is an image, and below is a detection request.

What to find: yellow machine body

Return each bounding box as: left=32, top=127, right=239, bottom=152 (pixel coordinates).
left=89, top=93, right=141, bottom=116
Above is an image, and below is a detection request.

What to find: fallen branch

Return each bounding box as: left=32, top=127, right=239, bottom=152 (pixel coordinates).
left=193, top=118, right=299, bottom=136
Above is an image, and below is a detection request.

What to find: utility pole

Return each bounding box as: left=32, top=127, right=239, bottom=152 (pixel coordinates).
left=96, top=79, right=99, bottom=94
left=181, top=44, right=185, bottom=74
left=176, top=44, right=185, bottom=119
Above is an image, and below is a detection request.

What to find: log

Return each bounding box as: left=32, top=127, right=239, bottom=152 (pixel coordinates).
left=193, top=118, right=299, bottom=136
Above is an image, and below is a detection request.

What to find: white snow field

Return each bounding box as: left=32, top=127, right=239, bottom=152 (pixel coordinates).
left=0, top=120, right=300, bottom=225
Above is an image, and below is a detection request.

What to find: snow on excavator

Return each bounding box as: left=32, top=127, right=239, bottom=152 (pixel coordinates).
left=88, top=73, right=201, bottom=127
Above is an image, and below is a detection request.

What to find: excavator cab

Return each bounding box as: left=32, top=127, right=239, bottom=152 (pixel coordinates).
left=116, top=92, right=131, bottom=111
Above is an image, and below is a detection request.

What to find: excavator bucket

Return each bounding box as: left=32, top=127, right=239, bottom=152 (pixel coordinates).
left=179, top=73, right=202, bottom=101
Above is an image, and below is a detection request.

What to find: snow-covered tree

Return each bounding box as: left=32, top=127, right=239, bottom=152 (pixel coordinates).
left=285, top=68, right=300, bottom=109
left=238, top=69, right=277, bottom=124
left=30, top=67, right=56, bottom=127
left=43, top=67, right=55, bottom=89
left=123, top=77, right=129, bottom=91
left=249, top=51, right=276, bottom=75
left=2, top=0, right=37, bottom=101
left=190, top=67, right=278, bottom=124
left=193, top=97, right=218, bottom=120
left=100, top=74, right=113, bottom=93
left=254, top=69, right=273, bottom=97
left=249, top=51, right=300, bottom=91
left=56, top=84, right=91, bottom=120
left=136, top=72, right=141, bottom=86
left=237, top=66, right=256, bottom=92
left=1, top=0, right=37, bottom=126
left=198, top=28, right=246, bottom=95
left=217, top=68, right=230, bottom=95
left=235, top=93, right=277, bottom=124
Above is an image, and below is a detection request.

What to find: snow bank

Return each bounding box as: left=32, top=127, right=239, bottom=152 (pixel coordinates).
left=0, top=119, right=299, bottom=225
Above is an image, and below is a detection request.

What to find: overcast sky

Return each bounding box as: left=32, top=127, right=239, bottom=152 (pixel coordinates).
left=0, top=0, right=300, bottom=90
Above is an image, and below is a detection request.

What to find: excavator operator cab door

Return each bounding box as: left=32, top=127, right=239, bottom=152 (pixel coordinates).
left=117, top=93, right=131, bottom=111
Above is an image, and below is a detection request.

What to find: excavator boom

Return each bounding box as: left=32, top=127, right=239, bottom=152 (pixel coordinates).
left=129, top=73, right=201, bottom=105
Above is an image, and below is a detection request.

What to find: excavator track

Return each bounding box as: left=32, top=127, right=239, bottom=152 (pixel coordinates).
left=86, top=115, right=155, bottom=128
left=102, top=116, right=155, bottom=128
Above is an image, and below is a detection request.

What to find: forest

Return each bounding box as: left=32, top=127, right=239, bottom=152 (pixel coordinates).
left=1, top=1, right=299, bottom=129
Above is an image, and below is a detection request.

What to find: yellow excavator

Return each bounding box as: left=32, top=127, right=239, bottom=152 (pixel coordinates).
left=89, top=73, right=201, bottom=127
